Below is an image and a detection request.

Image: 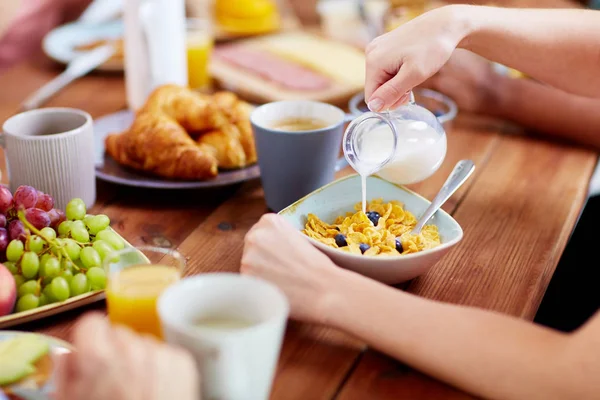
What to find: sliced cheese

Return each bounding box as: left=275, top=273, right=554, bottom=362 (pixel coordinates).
left=256, top=32, right=366, bottom=87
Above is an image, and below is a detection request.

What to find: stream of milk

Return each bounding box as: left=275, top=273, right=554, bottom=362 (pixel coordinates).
left=353, top=120, right=447, bottom=213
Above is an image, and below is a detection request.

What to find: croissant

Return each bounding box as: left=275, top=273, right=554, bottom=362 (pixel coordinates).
left=212, top=91, right=257, bottom=164
left=140, top=84, right=230, bottom=133
left=196, top=125, right=247, bottom=169
left=105, top=112, right=218, bottom=180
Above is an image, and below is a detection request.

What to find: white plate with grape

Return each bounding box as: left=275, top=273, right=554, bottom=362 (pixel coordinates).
left=0, top=185, right=145, bottom=329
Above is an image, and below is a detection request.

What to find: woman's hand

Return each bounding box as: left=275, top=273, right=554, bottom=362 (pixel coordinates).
left=365, top=5, right=470, bottom=112
left=55, top=313, right=200, bottom=400
left=240, top=214, right=343, bottom=324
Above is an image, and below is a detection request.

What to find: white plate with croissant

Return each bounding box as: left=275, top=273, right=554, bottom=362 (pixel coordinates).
left=93, top=85, right=262, bottom=189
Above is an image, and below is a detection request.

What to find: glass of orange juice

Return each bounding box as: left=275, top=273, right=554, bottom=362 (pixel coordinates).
left=104, top=246, right=185, bottom=339
left=186, top=18, right=214, bottom=91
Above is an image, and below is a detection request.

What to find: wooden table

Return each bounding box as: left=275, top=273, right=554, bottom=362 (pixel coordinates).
left=1, top=31, right=597, bottom=400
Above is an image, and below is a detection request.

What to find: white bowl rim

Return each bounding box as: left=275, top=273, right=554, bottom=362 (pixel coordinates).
left=279, top=174, right=464, bottom=261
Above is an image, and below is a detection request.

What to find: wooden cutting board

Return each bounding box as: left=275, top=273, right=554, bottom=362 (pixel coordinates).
left=209, top=31, right=365, bottom=107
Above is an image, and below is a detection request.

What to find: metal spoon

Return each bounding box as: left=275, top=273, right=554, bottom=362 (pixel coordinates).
left=411, top=159, right=475, bottom=235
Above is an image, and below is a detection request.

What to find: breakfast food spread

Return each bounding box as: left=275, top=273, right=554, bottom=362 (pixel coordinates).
left=214, top=45, right=333, bottom=91
left=0, top=184, right=122, bottom=318
left=104, top=85, right=257, bottom=180
left=212, top=32, right=365, bottom=93
left=303, top=199, right=440, bottom=256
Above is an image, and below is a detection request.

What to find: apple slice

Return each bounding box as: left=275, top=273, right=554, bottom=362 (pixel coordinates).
left=0, top=335, right=49, bottom=365
left=0, top=361, right=36, bottom=386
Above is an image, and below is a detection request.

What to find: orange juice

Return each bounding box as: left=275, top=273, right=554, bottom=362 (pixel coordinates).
left=106, top=264, right=180, bottom=339
left=187, top=31, right=213, bottom=90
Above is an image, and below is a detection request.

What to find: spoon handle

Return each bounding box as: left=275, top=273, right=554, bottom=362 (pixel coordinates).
left=411, top=159, right=475, bottom=234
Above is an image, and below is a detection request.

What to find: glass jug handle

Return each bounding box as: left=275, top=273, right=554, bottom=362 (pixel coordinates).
left=408, top=90, right=416, bottom=105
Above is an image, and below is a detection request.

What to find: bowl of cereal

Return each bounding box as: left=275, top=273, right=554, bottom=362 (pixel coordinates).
left=278, top=174, right=463, bottom=284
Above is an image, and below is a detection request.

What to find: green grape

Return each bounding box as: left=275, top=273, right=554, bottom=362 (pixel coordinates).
left=60, top=268, right=74, bottom=284
left=86, top=215, right=110, bottom=235
left=66, top=198, right=86, bottom=220
left=42, top=285, right=56, bottom=304
left=95, top=230, right=124, bottom=250
left=86, top=267, right=107, bottom=290
left=92, top=240, right=118, bottom=262
left=70, top=226, right=89, bottom=243
left=40, top=256, right=60, bottom=279
left=40, top=227, right=57, bottom=241
left=13, top=274, right=25, bottom=288
left=57, top=221, right=73, bottom=237
left=6, top=240, right=24, bottom=262
left=63, top=239, right=81, bottom=261
left=4, top=261, right=18, bottom=275
left=17, top=280, right=40, bottom=298
left=72, top=220, right=85, bottom=230
left=48, top=238, right=64, bottom=256
left=83, top=215, right=93, bottom=224
left=42, top=276, right=53, bottom=286
left=70, top=273, right=90, bottom=297
left=26, top=235, right=45, bottom=254
left=21, top=252, right=40, bottom=279
left=38, top=293, right=49, bottom=307
left=15, top=294, right=39, bottom=312
left=80, top=247, right=101, bottom=269
left=50, top=277, right=70, bottom=302
left=40, top=253, right=52, bottom=265
left=61, top=258, right=76, bottom=273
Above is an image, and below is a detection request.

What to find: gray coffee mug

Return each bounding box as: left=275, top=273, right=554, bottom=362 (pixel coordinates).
left=251, top=100, right=350, bottom=212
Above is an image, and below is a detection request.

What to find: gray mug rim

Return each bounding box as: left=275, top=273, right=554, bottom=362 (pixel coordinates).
left=2, top=107, right=92, bottom=142
left=250, top=100, right=346, bottom=135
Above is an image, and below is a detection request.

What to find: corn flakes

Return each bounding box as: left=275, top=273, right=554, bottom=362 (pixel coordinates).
left=303, top=199, right=441, bottom=256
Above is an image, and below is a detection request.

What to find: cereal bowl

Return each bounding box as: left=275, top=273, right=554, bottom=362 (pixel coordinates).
left=278, top=174, right=463, bottom=284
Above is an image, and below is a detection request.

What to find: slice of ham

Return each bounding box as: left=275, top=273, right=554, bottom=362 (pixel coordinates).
left=214, top=45, right=332, bottom=91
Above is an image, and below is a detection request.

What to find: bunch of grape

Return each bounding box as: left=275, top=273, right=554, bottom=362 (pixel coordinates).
left=1, top=185, right=124, bottom=314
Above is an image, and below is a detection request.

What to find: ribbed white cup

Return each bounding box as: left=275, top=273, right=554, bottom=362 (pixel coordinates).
left=1, top=108, right=96, bottom=210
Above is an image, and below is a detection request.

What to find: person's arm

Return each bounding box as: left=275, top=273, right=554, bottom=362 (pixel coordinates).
left=241, top=214, right=600, bottom=400
left=490, top=75, right=600, bottom=148
left=325, top=270, right=600, bottom=400
left=365, top=5, right=600, bottom=111
left=420, top=48, right=600, bottom=149
left=457, top=6, right=600, bottom=98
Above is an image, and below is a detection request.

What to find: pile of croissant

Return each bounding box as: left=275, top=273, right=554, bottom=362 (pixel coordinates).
left=105, top=84, right=257, bottom=180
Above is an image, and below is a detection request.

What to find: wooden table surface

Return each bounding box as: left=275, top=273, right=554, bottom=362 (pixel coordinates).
left=1, top=3, right=597, bottom=397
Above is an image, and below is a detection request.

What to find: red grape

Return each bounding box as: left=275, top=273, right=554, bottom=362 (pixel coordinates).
left=0, top=228, right=8, bottom=252
left=0, top=214, right=5, bottom=228
left=48, top=209, right=66, bottom=228
left=13, top=185, right=37, bottom=210
left=35, top=193, right=54, bottom=212
left=24, top=208, right=51, bottom=230
left=8, top=220, right=27, bottom=242
left=0, top=186, right=13, bottom=214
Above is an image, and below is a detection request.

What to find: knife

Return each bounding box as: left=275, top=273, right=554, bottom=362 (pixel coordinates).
left=21, top=43, right=116, bottom=111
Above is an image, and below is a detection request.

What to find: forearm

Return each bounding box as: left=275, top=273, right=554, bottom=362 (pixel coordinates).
left=454, top=5, right=600, bottom=98
left=487, top=75, right=600, bottom=148
left=326, top=270, right=578, bottom=400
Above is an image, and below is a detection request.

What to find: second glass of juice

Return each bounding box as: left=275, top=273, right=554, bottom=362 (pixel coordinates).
left=186, top=18, right=214, bottom=91
left=105, top=246, right=185, bottom=339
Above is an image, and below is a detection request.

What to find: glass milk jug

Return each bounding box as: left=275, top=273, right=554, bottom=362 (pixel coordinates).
left=343, top=94, right=447, bottom=185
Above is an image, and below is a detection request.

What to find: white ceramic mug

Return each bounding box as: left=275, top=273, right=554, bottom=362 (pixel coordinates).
left=1, top=107, right=96, bottom=210
left=157, top=273, right=289, bottom=400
